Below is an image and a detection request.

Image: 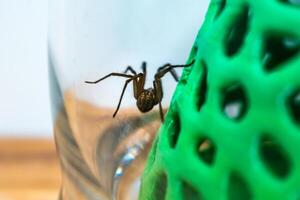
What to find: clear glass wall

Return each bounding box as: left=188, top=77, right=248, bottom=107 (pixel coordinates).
left=48, top=1, right=207, bottom=199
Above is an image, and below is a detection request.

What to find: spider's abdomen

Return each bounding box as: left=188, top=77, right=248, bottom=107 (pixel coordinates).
left=136, top=89, right=156, bottom=113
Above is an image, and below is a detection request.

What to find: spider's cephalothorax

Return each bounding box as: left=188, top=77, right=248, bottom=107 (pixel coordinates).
left=136, top=88, right=157, bottom=113
left=85, top=60, right=194, bottom=121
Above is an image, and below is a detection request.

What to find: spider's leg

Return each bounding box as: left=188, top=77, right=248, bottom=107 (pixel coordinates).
left=155, top=59, right=195, bottom=81
left=124, top=66, right=137, bottom=75
left=153, top=80, right=164, bottom=122
left=169, top=69, right=180, bottom=82
left=85, top=73, right=133, bottom=84
left=156, top=63, right=171, bottom=74
left=169, top=59, right=195, bottom=69
left=137, top=61, right=147, bottom=94
left=133, top=74, right=144, bottom=99
left=156, top=63, right=179, bottom=81
left=156, top=59, right=194, bottom=73
left=152, top=60, right=195, bottom=122
left=113, top=78, right=134, bottom=117
left=157, top=60, right=195, bottom=72
left=155, top=67, right=178, bottom=81
left=141, top=61, right=147, bottom=75
left=158, top=100, right=164, bottom=122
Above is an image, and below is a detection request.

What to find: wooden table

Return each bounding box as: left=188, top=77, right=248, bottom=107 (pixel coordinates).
left=0, top=138, right=61, bottom=200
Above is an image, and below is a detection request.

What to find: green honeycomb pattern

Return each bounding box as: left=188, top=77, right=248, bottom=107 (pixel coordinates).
left=139, top=0, right=300, bottom=199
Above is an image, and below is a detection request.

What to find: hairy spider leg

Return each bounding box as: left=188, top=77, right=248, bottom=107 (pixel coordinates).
left=153, top=59, right=195, bottom=121
left=156, top=59, right=195, bottom=82
left=134, top=61, right=147, bottom=96
left=85, top=72, right=136, bottom=117
left=141, top=61, right=147, bottom=76
left=85, top=68, right=147, bottom=118
left=153, top=79, right=164, bottom=122
left=132, top=73, right=145, bottom=99
left=113, top=78, right=134, bottom=117
left=123, top=66, right=137, bottom=75
left=85, top=73, right=133, bottom=84
left=123, top=62, right=147, bottom=99
left=114, top=73, right=145, bottom=117
left=157, top=59, right=195, bottom=72
left=157, top=63, right=179, bottom=81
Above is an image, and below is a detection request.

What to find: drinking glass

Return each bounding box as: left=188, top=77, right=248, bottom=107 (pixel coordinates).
left=48, top=1, right=208, bottom=199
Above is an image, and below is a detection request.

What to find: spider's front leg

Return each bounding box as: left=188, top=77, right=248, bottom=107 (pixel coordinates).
left=115, top=73, right=147, bottom=117
left=153, top=60, right=195, bottom=121
left=156, top=59, right=195, bottom=82
left=132, top=62, right=147, bottom=100
left=123, top=66, right=137, bottom=75
left=113, top=77, right=134, bottom=117
left=85, top=72, right=135, bottom=118
left=85, top=73, right=133, bottom=84
left=157, top=63, right=179, bottom=81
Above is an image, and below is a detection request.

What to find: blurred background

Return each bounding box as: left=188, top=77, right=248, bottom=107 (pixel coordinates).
left=0, top=0, right=209, bottom=199
left=0, top=0, right=51, bottom=137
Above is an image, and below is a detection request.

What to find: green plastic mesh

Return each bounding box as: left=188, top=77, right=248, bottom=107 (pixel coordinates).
left=139, top=0, right=300, bottom=199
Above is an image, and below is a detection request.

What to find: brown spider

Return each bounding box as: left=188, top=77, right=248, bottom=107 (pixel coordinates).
left=85, top=60, right=195, bottom=121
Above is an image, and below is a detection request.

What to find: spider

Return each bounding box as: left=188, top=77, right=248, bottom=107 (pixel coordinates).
left=85, top=59, right=195, bottom=122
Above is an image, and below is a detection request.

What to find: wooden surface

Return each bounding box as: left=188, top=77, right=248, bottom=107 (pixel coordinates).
left=0, top=138, right=61, bottom=200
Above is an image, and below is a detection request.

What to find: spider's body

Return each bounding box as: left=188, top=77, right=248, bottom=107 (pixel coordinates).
left=85, top=60, right=194, bottom=121
left=136, top=88, right=157, bottom=113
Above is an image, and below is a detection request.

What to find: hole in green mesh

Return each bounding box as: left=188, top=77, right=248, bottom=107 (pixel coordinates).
left=222, top=84, right=248, bottom=120
left=262, top=35, right=300, bottom=72
left=198, top=138, right=216, bottom=165
left=168, top=112, right=181, bottom=148
left=279, top=0, right=300, bottom=6
left=190, top=45, right=199, bottom=59
left=259, top=135, right=291, bottom=179
left=196, top=61, right=208, bottom=111
left=153, top=173, right=167, bottom=200
left=225, top=6, right=250, bottom=57
left=227, top=172, right=252, bottom=200
left=182, top=181, right=203, bottom=200
left=287, top=90, right=300, bottom=125
left=215, top=0, right=226, bottom=19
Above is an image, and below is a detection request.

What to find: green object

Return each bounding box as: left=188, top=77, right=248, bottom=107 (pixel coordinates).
left=139, top=0, right=300, bottom=199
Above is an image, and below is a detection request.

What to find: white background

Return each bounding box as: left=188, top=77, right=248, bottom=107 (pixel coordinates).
left=0, top=0, right=209, bottom=138
left=0, top=0, right=50, bottom=137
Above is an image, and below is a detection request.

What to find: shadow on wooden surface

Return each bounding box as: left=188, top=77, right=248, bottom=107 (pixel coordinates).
left=0, top=138, right=61, bottom=200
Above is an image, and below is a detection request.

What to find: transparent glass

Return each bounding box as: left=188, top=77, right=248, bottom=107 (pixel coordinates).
left=48, top=1, right=207, bottom=199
